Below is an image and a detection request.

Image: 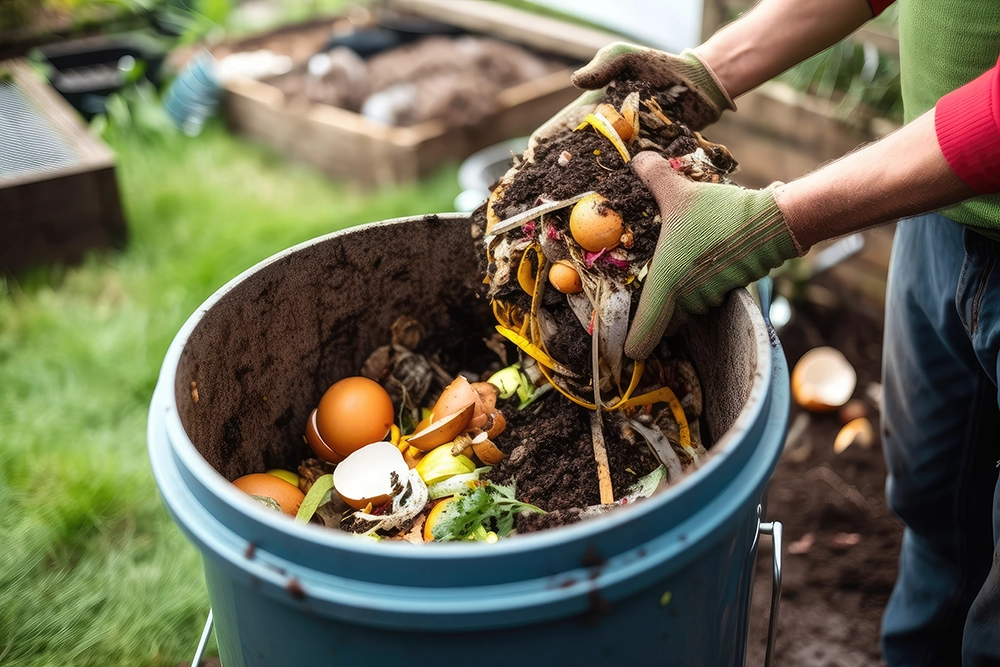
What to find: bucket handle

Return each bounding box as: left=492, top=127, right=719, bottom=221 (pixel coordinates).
left=756, top=276, right=775, bottom=331
left=190, top=608, right=214, bottom=666
left=758, top=520, right=783, bottom=667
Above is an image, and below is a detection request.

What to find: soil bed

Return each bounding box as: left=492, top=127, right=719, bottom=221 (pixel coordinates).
left=747, top=273, right=901, bottom=664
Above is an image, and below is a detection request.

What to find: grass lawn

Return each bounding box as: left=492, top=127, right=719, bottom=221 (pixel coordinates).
left=0, top=124, right=461, bottom=666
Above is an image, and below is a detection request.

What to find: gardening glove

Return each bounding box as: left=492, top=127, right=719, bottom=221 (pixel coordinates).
left=624, top=152, right=803, bottom=361
left=572, top=42, right=736, bottom=131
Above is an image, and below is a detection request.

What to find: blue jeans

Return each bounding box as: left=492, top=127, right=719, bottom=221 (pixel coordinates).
left=881, top=213, right=1000, bottom=666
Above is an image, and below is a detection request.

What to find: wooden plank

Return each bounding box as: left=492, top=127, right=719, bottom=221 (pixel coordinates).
left=496, top=68, right=573, bottom=109
left=389, top=0, right=621, bottom=60
left=0, top=58, right=127, bottom=275
left=220, top=3, right=597, bottom=188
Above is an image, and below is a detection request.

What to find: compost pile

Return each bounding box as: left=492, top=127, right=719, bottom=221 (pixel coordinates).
left=232, top=76, right=742, bottom=542
left=267, top=35, right=561, bottom=127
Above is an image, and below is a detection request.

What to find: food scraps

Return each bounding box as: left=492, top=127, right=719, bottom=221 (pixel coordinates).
left=232, top=73, right=737, bottom=541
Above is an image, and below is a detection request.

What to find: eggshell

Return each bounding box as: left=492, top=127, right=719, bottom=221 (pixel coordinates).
left=472, top=438, right=506, bottom=465
left=486, top=410, right=507, bottom=439
left=315, top=377, right=395, bottom=458
left=791, top=347, right=857, bottom=412
left=469, top=381, right=498, bottom=430
left=569, top=193, right=624, bottom=252
left=549, top=260, right=583, bottom=294
left=432, top=376, right=478, bottom=422
left=233, top=473, right=305, bottom=516
left=407, top=403, right=475, bottom=451
left=333, top=442, right=409, bottom=510
left=305, top=408, right=345, bottom=463
left=834, top=417, right=875, bottom=453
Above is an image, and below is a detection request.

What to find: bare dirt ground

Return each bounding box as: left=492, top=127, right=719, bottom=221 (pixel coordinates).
left=746, top=269, right=901, bottom=667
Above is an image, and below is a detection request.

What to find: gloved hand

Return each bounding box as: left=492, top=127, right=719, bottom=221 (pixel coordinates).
left=574, top=42, right=735, bottom=131
left=624, top=152, right=804, bottom=361
left=527, top=42, right=735, bottom=160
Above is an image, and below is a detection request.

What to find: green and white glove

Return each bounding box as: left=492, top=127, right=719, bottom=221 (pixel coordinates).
left=573, top=42, right=736, bottom=131
left=527, top=42, right=735, bottom=160
left=624, top=152, right=803, bottom=361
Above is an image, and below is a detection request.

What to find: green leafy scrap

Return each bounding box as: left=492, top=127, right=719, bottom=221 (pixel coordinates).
left=431, top=481, right=545, bottom=541
left=295, top=474, right=334, bottom=524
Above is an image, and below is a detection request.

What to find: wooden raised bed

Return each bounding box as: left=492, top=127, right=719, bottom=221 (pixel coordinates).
left=221, top=0, right=621, bottom=188
left=0, top=59, right=126, bottom=277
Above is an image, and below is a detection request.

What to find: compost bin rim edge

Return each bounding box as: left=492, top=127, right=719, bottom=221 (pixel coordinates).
left=152, top=212, right=775, bottom=558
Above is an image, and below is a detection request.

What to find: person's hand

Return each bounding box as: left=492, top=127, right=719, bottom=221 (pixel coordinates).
left=624, top=152, right=803, bottom=360
left=574, top=42, right=735, bottom=131
left=527, top=42, right=735, bottom=161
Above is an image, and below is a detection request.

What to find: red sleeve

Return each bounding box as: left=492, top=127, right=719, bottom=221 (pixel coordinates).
left=935, top=56, right=1000, bottom=195
left=867, top=0, right=895, bottom=16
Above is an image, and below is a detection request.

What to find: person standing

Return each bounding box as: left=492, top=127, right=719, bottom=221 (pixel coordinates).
left=531, top=1, right=1000, bottom=663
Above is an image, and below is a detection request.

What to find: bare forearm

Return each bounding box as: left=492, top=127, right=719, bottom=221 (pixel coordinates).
left=775, top=108, right=978, bottom=250
left=695, top=0, right=874, bottom=98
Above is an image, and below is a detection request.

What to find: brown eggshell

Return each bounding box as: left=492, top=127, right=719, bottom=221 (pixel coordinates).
left=569, top=193, right=624, bottom=252
left=233, top=473, right=305, bottom=516
left=549, top=260, right=583, bottom=294
left=469, top=381, right=498, bottom=430
left=472, top=439, right=506, bottom=466
left=407, top=403, right=475, bottom=452
left=432, top=377, right=478, bottom=420
left=596, top=103, right=633, bottom=142
left=838, top=399, right=868, bottom=425
left=486, top=410, right=507, bottom=439
left=305, top=408, right=345, bottom=463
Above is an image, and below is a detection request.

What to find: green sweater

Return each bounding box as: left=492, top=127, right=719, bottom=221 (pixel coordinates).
left=897, top=0, right=1000, bottom=236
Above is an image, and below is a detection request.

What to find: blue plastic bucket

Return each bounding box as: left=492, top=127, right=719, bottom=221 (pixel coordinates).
left=148, top=213, right=788, bottom=666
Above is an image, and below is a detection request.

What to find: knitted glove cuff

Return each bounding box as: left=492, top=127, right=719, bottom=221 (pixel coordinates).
left=679, top=49, right=737, bottom=118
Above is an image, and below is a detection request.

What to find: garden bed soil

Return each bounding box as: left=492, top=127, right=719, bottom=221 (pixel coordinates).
left=747, top=272, right=902, bottom=665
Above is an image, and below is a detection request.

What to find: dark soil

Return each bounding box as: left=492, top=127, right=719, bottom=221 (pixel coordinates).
left=747, top=274, right=902, bottom=665
left=467, top=79, right=740, bottom=528
left=488, top=392, right=659, bottom=514
left=266, top=34, right=562, bottom=127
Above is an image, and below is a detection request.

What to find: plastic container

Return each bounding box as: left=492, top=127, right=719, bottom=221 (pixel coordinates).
left=148, top=213, right=788, bottom=666
left=454, top=137, right=528, bottom=211
left=34, top=33, right=166, bottom=117
left=163, top=51, right=222, bottom=136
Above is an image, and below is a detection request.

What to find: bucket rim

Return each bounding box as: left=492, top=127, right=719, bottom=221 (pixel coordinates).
left=150, top=212, right=775, bottom=560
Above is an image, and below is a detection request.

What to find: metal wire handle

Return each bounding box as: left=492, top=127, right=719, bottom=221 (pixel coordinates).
left=191, top=608, right=214, bottom=667
left=759, top=521, right=783, bottom=667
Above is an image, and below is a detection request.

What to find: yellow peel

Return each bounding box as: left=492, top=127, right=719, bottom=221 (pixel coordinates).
left=496, top=325, right=557, bottom=370
left=619, top=92, right=640, bottom=144
left=577, top=112, right=631, bottom=164
left=536, top=360, right=597, bottom=410
left=622, top=386, right=692, bottom=450
left=604, top=361, right=646, bottom=411
left=517, top=245, right=540, bottom=295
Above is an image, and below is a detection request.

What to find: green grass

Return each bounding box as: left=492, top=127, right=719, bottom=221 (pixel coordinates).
left=0, top=124, right=461, bottom=666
